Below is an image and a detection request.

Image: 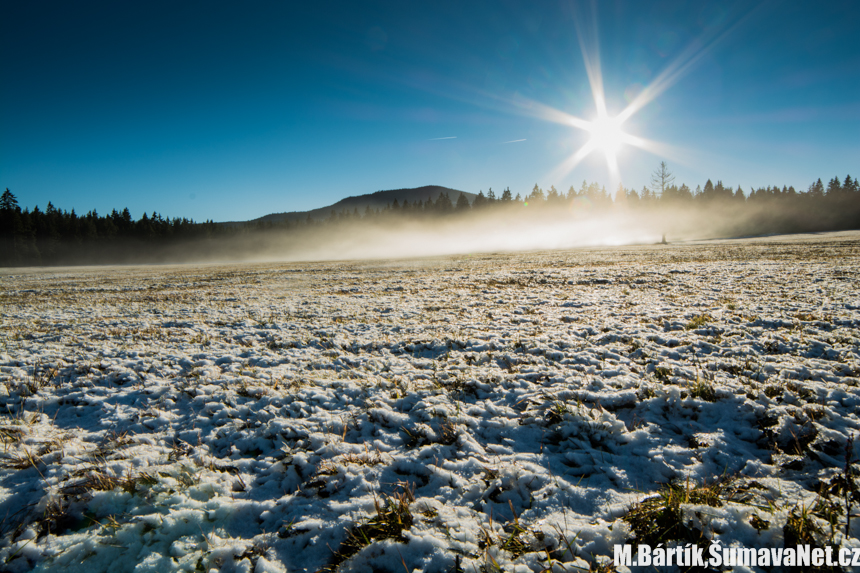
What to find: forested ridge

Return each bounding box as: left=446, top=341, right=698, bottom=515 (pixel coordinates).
left=2, top=169, right=858, bottom=266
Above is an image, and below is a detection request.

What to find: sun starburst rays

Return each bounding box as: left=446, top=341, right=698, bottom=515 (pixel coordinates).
left=546, top=110, right=635, bottom=186
left=536, top=3, right=754, bottom=189
left=412, top=3, right=756, bottom=192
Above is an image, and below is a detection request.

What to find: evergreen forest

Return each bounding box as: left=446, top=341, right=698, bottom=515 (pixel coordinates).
left=2, top=170, right=858, bottom=267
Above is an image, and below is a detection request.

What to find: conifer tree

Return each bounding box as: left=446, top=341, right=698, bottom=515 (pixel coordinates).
left=808, top=178, right=824, bottom=198
left=0, top=189, right=23, bottom=264
left=660, top=184, right=678, bottom=202
left=1, top=188, right=19, bottom=211
left=529, top=184, right=545, bottom=203
left=614, top=184, right=627, bottom=206
left=455, top=192, right=471, bottom=210
left=435, top=192, right=453, bottom=212
left=626, top=187, right=640, bottom=205
left=473, top=191, right=487, bottom=209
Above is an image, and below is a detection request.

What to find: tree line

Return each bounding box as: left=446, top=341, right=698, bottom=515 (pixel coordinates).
left=295, top=165, right=859, bottom=224
left=2, top=165, right=858, bottom=266
left=0, top=190, right=220, bottom=266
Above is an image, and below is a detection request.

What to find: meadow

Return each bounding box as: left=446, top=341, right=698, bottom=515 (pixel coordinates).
left=1, top=232, right=858, bottom=572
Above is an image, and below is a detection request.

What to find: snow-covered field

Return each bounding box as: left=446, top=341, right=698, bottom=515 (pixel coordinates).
left=1, top=232, right=859, bottom=573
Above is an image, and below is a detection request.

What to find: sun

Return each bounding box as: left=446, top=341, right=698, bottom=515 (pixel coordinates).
left=550, top=107, right=642, bottom=186
left=505, top=1, right=741, bottom=188
left=587, top=115, right=625, bottom=156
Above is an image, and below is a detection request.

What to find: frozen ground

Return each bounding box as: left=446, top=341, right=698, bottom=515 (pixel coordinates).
left=1, top=232, right=859, bottom=572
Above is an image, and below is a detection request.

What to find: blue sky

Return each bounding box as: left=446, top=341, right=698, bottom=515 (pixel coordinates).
left=2, top=1, right=858, bottom=222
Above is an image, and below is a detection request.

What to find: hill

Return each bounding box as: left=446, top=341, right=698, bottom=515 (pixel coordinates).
left=226, top=185, right=476, bottom=225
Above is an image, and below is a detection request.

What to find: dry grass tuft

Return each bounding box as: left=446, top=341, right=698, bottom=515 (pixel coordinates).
left=688, top=377, right=717, bottom=402
left=322, top=487, right=415, bottom=572
left=684, top=314, right=712, bottom=330
left=63, top=469, right=158, bottom=496
left=623, top=476, right=738, bottom=546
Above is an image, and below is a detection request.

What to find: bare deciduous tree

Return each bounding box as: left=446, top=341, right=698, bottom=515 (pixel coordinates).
left=651, top=161, right=675, bottom=198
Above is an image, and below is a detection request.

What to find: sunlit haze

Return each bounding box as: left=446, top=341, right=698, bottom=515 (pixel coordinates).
left=1, top=1, right=858, bottom=223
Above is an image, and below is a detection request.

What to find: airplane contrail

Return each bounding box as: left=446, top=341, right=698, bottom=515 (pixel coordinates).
left=503, top=139, right=526, bottom=143
left=427, top=136, right=457, bottom=140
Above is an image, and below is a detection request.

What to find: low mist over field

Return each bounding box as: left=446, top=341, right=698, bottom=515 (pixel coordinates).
left=158, top=196, right=860, bottom=265
left=2, top=176, right=859, bottom=267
